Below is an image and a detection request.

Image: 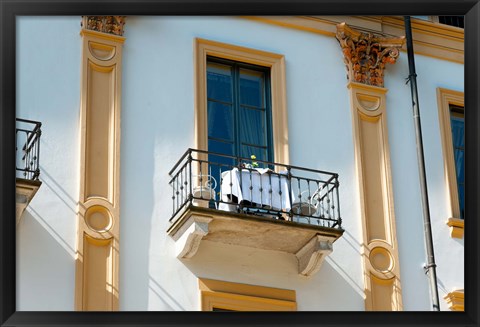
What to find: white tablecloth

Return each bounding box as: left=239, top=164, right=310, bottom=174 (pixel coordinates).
left=219, top=168, right=291, bottom=211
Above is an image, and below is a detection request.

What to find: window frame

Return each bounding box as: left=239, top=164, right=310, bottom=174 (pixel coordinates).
left=206, top=55, right=274, bottom=163
left=436, top=87, right=464, bottom=238
left=199, top=278, right=297, bottom=311
left=195, top=38, right=289, bottom=166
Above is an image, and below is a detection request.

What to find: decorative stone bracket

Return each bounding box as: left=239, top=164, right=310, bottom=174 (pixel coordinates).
left=16, top=178, right=42, bottom=225
left=167, top=207, right=342, bottom=276
left=295, top=236, right=333, bottom=277
left=174, top=216, right=213, bottom=259
left=336, top=22, right=405, bottom=87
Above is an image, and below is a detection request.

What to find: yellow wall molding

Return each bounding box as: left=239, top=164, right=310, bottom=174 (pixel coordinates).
left=347, top=81, right=403, bottom=311
left=75, top=26, right=124, bottom=311
left=199, top=278, right=296, bottom=311
left=444, top=289, right=464, bottom=311
left=437, top=88, right=464, bottom=238
left=194, top=38, right=289, bottom=165
left=446, top=217, right=465, bottom=239
left=243, top=16, right=463, bottom=64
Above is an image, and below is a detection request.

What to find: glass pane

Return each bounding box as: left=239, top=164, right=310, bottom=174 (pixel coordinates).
left=454, top=149, right=464, bottom=184
left=239, top=68, right=264, bottom=107
left=240, top=145, right=267, bottom=163
left=239, top=106, right=266, bottom=146
left=207, top=62, right=233, bottom=103
left=458, top=182, right=465, bottom=219
left=450, top=116, right=464, bottom=148
left=208, top=140, right=236, bottom=198
left=208, top=139, right=234, bottom=157
left=208, top=102, right=234, bottom=141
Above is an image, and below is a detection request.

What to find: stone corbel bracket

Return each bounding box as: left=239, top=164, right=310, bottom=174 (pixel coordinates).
left=295, top=235, right=333, bottom=277
left=16, top=179, right=42, bottom=225
left=336, top=22, right=405, bottom=87
left=172, top=215, right=213, bottom=259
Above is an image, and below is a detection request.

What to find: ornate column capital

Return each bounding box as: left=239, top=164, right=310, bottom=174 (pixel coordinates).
left=81, top=16, right=126, bottom=36
left=336, top=22, right=405, bottom=87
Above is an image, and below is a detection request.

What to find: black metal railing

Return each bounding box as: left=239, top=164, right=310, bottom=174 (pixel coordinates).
left=16, top=118, right=42, bottom=180
left=169, top=149, right=342, bottom=229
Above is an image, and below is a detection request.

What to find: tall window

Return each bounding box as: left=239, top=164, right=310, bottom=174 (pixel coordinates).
left=206, top=56, right=273, bottom=166
left=450, top=105, right=464, bottom=219
left=438, top=16, right=464, bottom=29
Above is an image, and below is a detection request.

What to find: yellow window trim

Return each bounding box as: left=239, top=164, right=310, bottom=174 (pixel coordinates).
left=446, top=217, right=465, bottom=239
left=444, top=289, right=464, bottom=311
left=199, top=278, right=296, bottom=311
left=194, top=38, right=289, bottom=166
left=436, top=88, right=464, bottom=239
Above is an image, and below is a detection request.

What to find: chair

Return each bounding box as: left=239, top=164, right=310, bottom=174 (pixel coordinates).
left=192, top=174, right=217, bottom=208
left=291, top=190, right=317, bottom=215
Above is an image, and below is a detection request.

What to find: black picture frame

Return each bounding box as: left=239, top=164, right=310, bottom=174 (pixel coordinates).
left=1, top=1, right=478, bottom=326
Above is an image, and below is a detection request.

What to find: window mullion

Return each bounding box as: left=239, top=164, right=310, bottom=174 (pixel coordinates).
left=233, top=62, right=241, bottom=160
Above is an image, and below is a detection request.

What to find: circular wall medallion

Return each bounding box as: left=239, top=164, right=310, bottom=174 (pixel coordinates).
left=369, top=246, right=393, bottom=273
left=85, top=205, right=112, bottom=232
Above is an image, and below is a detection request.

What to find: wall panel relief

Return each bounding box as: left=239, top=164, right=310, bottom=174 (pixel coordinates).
left=75, top=19, right=125, bottom=311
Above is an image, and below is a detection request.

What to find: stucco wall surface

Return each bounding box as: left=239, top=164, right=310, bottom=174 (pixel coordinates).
left=16, top=16, right=81, bottom=310
left=15, top=16, right=463, bottom=312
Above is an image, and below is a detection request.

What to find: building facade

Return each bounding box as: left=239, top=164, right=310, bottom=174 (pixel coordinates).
left=15, top=15, right=464, bottom=311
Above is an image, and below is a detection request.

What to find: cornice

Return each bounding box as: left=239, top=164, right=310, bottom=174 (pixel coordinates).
left=243, top=16, right=463, bottom=64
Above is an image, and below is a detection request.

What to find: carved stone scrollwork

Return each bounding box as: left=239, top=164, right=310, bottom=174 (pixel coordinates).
left=336, top=23, right=405, bottom=87
left=81, top=16, right=126, bottom=36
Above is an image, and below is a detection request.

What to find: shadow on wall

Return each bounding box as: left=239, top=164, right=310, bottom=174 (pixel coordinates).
left=118, top=115, right=156, bottom=311
left=16, top=210, right=75, bottom=310
left=148, top=275, right=186, bottom=311
left=39, top=167, right=78, bottom=216
left=176, top=240, right=365, bottom=311
left=310, top=259, right=365, bottom=311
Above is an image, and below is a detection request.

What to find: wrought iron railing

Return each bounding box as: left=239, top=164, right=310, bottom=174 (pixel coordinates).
left=16, top=118, right=42, bottom=180
left=169, top=149, right=342, bottom=229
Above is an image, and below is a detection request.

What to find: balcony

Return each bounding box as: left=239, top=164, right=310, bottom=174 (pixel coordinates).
left=166, top=149, right=344, bottom=277
left=16, top=118, right=42, bottom=224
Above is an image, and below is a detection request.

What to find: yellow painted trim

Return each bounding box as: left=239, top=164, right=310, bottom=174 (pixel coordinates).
left=199, top=278, right=296, bottom=311
left=347, top=82, right=402, bottom=311
left=446, top=217, right=464, bottom=239
left=437, top=88, right=464, bottom=236
left=75, top=26, right=123, bottom=311
left=194, top=38, right=289, bottom=165
left=80, top=28, right=125, bottom=44
left=444, top=289, right=464, bottom=311
left=242, top=16, right=463, bottom=64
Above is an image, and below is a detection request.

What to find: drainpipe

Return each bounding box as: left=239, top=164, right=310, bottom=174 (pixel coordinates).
left=404, top=16, right=440, bottom=311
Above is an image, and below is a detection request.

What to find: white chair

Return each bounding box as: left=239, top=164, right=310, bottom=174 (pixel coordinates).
left=192, top=174, right=217, bottom=208
left=291, top=190, right=317, bottom=215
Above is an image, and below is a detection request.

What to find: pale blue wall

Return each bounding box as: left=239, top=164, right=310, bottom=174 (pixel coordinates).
left=120, top=16, right=363, bottom=311
left=386, top=53, right=464, bottom=310
left=16, top=16, right=81, bottom=310
left=15, top=16, right=464, bottom=312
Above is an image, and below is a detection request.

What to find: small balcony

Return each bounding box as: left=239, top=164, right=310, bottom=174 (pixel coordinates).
left=16, top=118, right=42, bottom=224
left=166, top=149, right=344, bottom=277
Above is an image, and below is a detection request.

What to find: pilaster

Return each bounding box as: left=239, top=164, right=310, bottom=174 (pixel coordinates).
left=336, top=23, right=405, bottom=311
left=75, top=16, right=125, bottom=311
